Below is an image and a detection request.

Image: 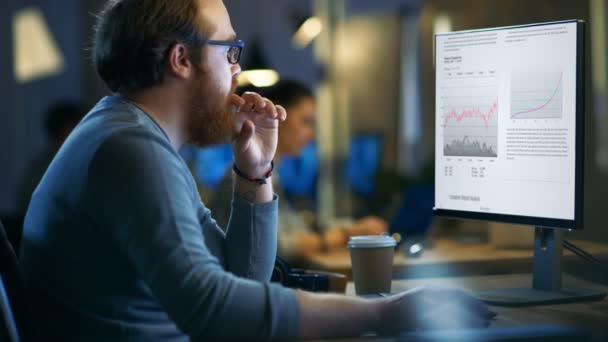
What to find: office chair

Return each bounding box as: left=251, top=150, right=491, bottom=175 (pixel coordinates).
left=0, top=274, right=20, bottom=341
left=0, top=219, right=26, bottom=341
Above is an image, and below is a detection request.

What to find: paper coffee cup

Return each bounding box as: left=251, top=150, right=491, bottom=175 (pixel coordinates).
left=347, top=235, right=396, bottom=295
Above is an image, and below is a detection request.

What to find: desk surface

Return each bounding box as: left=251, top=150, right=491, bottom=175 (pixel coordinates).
left=303, top=239, right=608, bottom=279
left=311, top=273, right=608, bottom=341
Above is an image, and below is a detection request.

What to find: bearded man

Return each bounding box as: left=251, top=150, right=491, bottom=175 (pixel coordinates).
left=20, top=1, right=492, bottom=341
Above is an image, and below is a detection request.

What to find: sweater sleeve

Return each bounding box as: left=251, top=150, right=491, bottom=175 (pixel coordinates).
left=85, top=130, right=299, bottom=340
left=223, top=194, right=279, bottom=281
left=205, top=169, right=234, bottom=230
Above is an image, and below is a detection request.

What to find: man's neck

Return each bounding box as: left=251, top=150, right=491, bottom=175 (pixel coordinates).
left=125, top=87, right=186, bottom=151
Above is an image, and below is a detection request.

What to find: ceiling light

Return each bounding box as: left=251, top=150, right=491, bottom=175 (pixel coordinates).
left=292, top=16, right=323, bottom=49
left=13, top=7, right=64, bottom=83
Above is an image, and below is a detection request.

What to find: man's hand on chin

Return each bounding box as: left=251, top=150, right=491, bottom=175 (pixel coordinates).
left=229, top=91, right=287, bottom=178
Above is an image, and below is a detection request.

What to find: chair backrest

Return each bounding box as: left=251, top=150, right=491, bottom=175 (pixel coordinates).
left=0, top=220, right=24, bottom=342
left=0, top=274, right=20, bottom=342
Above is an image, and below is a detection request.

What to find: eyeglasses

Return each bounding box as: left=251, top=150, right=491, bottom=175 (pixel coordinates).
left=207, top=40, right=245, bottom=64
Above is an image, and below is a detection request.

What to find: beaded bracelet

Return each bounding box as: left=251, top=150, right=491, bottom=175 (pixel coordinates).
left=233, top=161, right=274, bottom=185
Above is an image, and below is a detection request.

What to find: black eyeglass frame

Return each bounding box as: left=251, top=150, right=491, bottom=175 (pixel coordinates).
left=207, top=40, right=245, bottom=64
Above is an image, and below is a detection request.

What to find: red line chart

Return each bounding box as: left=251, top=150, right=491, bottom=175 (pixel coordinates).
left=443, top=99, right=499, bottom=129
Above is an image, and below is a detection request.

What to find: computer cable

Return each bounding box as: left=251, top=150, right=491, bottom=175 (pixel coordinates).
left=563, top=240, right=608, bottom=274
left=564, top=240, right=601, bottom=264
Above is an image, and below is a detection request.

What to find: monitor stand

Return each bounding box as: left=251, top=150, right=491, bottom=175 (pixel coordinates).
left=474, top=227, right=606, bottom=307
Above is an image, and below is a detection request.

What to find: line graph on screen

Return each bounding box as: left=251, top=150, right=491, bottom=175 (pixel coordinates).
left=511, top=69, right=563, bottom=119
left=440, top=72, right=499, bottom=158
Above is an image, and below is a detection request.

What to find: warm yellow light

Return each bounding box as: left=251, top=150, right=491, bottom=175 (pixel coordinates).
left=238, top=69, right=280, bottom=88
left=292, top=17, right=323, bottom=49
left=433, top=14, right=452, bottom=34
left=13, top=7, right=64, bottom=83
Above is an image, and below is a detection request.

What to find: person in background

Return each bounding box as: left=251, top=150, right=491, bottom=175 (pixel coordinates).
left=209, top=79, right=388, bottom=262
left=16, top=101, right=87, bottom=215
left=209, top=79, right=387, bottom=262
left=20, top=1, right=492, bottom=340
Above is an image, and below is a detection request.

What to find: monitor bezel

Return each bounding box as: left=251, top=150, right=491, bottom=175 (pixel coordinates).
left=432, top=20, right=585, bottom=230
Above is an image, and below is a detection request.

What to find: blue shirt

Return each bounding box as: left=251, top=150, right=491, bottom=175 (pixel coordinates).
left=21, top=96, right=299, bottom=341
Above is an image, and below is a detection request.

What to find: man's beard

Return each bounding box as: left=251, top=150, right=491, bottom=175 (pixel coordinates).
left=186, top=70, right=237, bottom=147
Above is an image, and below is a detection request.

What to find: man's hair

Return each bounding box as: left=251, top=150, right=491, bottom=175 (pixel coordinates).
left=93, top=0, right=208, bottom=93
left=258, top=80, right=314, bottom=108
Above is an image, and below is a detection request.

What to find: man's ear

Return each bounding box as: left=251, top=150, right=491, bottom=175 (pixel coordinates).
left=166, top=43, right=192, bottom=80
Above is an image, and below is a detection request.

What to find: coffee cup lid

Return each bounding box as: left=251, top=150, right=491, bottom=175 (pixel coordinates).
left=347, top=235, right=397, bottom=248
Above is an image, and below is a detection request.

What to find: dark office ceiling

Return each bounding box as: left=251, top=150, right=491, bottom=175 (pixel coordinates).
left=347, top=0, right=422, bottom=15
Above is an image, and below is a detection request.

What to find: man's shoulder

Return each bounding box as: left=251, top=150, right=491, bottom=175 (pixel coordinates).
left=49, top=95, right=180, bottom=184
left=70, top=96, right=171, bottom=155
left=82, top=96, right=166, bottom=137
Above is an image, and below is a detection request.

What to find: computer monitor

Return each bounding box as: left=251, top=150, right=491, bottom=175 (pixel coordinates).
left=279, top=142, right=318, bottom=197
left=179, top=144, right=233, bottom=190
left=434, top=20, right=605, bottom=305
left=345, top=134, right=382, bottom=195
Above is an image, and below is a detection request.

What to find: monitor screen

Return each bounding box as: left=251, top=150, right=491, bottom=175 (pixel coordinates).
left=279, top=142, right=318, bottom=196
left=179, top=144, right=233, bottom=190
left=345, top=134, right=382, bottom=195
left=433, top=20, right=584, bottom=229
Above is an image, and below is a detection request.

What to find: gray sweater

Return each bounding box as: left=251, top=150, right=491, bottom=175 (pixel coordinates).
left=209, top=171, right=310, bottom=262
left=20, top=96, right=299, bottom=341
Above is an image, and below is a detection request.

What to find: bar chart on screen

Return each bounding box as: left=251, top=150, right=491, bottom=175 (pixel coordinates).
left=510, top=68, right=563, bottom=120
left=440, top=70, right=499, bottom=158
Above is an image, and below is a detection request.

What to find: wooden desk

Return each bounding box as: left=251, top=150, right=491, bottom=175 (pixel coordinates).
left=311, top=273, right=608, bottom=341
left=303, top=239, right=608, bottom=279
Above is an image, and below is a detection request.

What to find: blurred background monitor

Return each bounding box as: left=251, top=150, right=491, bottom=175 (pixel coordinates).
left=180, top=144, right=233, bottom=191
left=278, top=142, right=318, bottom=197
left=389, top=184, right=435, bottom=240
left=345, top=133, right=382, bottom=195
